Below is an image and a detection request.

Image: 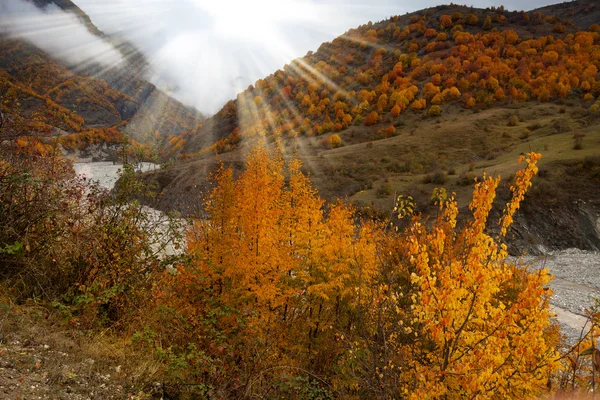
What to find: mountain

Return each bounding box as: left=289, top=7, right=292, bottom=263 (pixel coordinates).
left=534, top=0, right=599, bottom=29
left=165, top=1, right=600, bottom=158
left=145, top=1, right=600, bottom=253
left=0, top=0, right=204, bottom=156
left=30, top=0, right=104, bottom=37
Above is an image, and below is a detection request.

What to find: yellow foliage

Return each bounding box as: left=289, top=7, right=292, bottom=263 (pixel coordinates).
left=153, top=146, right=558, bottom=398
left=328, top=133, right=342, bottom=148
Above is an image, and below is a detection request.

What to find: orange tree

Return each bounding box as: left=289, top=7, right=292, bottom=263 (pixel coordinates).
left=146, top=147, right=559, bottom=398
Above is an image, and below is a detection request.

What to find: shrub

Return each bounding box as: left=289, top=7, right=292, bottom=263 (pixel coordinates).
left=152, top=148, right=557, bottom=398
left=457, top=171, right=476, bottom=186
left=507, top=115, right=519, bottom=126
left=552, top=118, right=570, bottom=133
left=376, top=180, right=392, bottom=197
left=384, top=125, right=396, bottom=137
left=553, top=23, right=565, bottom=33
left=411, top=99, right=427, bottom=111
left=428, top=105, right=441, bottom=116
left=423, top=170, right=446, bottom=184
left=572, top=132, right=585, bottom=149
left=527, top=122, right=543, bottom=131
left=364, top=111, right=381, bottom=126
left=328, top=133, right=342, bottom=148
left=0, top=149, right=180, bottom=327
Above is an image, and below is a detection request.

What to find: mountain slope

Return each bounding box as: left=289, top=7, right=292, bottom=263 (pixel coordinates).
left=167, top=1, right=599, bottom=159
left=146, top=1, right=600, bottom=253
left=533, top=0, right=600, bottom=29
left=0, top=0, right=204, bottom=155
left=31, top=0, right=105, bottom=37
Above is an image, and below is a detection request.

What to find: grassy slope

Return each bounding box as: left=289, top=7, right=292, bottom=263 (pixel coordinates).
left=149, top=100, right=600, bottom=214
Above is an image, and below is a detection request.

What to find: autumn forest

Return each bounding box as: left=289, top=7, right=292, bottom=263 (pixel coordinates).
left=1, top=0, right=600, bottom=399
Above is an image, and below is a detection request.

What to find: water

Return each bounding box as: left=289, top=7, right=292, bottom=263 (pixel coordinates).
left=73, top=162, right=159, bottom=189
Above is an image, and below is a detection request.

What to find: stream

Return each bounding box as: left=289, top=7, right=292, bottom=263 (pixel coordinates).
left=73, top=161, right=183, bottom=257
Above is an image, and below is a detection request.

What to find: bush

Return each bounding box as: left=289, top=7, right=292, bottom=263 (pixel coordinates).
left=0, top=149, right=180, bottom=327
left=507, top=115, right=519, bottom=126
left=423, top=170, right=447, bottom=184
left=376, top=180, right=392, bottom=197
left=572, top=132, right=585, bottom=149
left=457, top=171, right=476, bottom=186
left=428, top=105, right=441, bottom=116
left=552, top=118, right=570, bottom=133
left=149, top=148, right=558, bottom=398
left=364, top=111, right=381, bottom=126
left=328, top=133, right=342, bottom=148
left=582, top=155, right=600, bottom=169
left=519, top=130, right=530, bottom=140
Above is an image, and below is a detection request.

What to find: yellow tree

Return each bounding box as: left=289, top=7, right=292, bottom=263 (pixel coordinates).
left=397, top=153, right=559, bottom=398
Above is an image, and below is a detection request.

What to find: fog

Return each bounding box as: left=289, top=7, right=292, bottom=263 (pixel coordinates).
left=0, top=0, right=123, bottom=68
left=74, top=0, right=560, bottom=114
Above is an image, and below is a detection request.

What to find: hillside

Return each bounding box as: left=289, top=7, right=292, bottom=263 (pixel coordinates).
left=0, top=0, right=204, bottom=156
left=3, top=2, right=600, bottom=398
left=143, top=1, right=600, bottom=252
left=535, top=0, right=599, bottom=29
left=162, top=2, right=598, bottom=157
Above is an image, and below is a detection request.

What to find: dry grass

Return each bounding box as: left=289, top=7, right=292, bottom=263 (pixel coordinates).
left=148, top=100, right=600, bottom=219
left=0, top=287, right=163, bottom=398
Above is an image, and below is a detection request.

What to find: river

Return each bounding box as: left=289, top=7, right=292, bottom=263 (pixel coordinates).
left=73, top=161, right=184, bottom=257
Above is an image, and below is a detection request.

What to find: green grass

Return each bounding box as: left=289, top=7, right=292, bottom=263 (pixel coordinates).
left=295, top=101, right=600, bottom=212
left=154, top=101, right=600, bottom=217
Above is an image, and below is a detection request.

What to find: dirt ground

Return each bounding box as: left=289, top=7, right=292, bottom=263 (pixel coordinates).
left=0, top=298, right=161, bottom=400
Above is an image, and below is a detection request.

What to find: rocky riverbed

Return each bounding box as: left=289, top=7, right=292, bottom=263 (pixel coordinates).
left=524, top=249, right=600, bottom=345
left=73, top=162, right=159, bottom=190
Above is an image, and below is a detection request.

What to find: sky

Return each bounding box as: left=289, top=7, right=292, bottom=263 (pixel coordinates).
left=2, top=0, right=558, bottom=114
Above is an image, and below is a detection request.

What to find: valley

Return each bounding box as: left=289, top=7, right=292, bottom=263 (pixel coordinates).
left=2, top=0, right=600, bottom=397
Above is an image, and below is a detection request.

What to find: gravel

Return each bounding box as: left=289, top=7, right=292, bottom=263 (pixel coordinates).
left=523, top=249, right=600, bottom=344
left=73, top=162, right=158, bottom=190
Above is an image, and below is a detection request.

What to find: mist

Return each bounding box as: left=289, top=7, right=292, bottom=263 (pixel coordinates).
left=74, top=0, right=559, bottom=115
left=0, top=0, right=123, bottom=69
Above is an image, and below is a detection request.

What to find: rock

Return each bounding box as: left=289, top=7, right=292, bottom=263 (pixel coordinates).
left=116, top=100, right=138, bottom=120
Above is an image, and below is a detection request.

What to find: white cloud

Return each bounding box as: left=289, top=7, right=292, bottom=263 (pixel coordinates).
left=0, top=0, right=123, bottom=68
